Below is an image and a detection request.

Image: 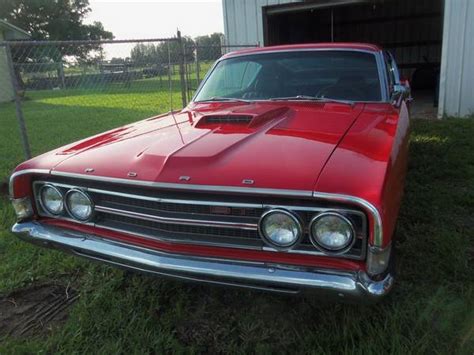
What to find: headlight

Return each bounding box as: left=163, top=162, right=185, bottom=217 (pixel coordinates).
left=310, top=212, right=355, bottom=252
left=65, top=189, right=93, bottom=221
left=39, top=184, right=64, bottom=215
left=258, top=209, right=302, bottom=249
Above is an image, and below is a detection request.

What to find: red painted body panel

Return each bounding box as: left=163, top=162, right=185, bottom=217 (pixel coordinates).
left=315, top=103, right=409, bottom=247
left=46, top=102, right=364, bottom=191
left=11, top=44, right=410, bottom=272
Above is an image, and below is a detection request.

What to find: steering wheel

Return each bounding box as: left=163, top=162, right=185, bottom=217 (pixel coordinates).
left=315, top=85, right=366, bottom=100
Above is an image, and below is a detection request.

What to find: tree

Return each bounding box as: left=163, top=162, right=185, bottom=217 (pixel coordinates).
left=110, top=57, right=126, bottom=65
left=0, top=0, right=114, bottom=60
left=195, top=33, right=223, bottom=61
left=130, top=37, right=195, bottom=67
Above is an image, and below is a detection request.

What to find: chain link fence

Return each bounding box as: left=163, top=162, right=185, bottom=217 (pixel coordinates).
left=0, top=34, right=184, bottom=169
left=1, top=31, right=259, bottom=179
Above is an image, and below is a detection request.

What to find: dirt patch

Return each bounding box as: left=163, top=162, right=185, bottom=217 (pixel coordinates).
left=0, top=284, right=79, bottom=338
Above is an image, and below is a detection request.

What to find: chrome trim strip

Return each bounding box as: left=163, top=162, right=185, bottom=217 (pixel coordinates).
left=34, top=181, right=259, bottom=231
left=49, top=170, right=314, bottom=197
left=37, top=181, right=264, bottom=209
left=192, top=48, right=388, bottom=103
left=12, top=221, right=394, bottom=301
left=93, top=223, right=261, bottom=251
left=90, top=219, right=364, bottom=259
left=38, top=181, right=366, bottom=217
left=9, top=169, right=51, bottom=197
left=376, top=51, right=390, bottom=102
left=95, top=205, right=258, bottom=230
left=313, top=191, right=382, bottom=248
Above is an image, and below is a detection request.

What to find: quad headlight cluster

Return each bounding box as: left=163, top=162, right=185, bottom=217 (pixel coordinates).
left=258, top=209, right=355, bottom=254
left=38, top=184, right=94, bottom=221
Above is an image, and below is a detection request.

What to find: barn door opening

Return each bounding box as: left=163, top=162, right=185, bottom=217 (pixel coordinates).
left=263, top=0, right=444, bottom=118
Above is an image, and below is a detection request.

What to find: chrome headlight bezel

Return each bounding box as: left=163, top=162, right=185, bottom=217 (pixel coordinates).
left=309, top=212, right=356, bottom=254
left=38, top=184, right=64, bottom=216
left=65, top=188, right=94, bottom=221
left=258, top=209, right=303, bottom=250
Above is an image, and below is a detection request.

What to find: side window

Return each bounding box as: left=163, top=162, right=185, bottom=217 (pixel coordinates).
left=384, top=51, right=399, bottom=90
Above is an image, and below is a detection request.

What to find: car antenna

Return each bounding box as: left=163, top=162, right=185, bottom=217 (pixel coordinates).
left=167, top=40, right=174, bottom=114
left=167, top=38, right=185, bottom=144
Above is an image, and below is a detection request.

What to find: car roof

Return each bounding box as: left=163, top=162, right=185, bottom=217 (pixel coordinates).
left=221, top=43, right=382, bottom=59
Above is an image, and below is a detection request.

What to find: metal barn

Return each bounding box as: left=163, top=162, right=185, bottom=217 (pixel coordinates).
left=222, top=0, right=474, bottom=118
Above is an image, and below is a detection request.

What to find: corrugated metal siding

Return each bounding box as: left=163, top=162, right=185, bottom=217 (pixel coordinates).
left=438, top=0, right=474, bottom=117
left=223, top=0, right=299, bottom=45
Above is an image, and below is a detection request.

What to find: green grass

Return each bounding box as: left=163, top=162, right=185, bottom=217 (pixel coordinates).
left=0, top=82, right=473, bottom=353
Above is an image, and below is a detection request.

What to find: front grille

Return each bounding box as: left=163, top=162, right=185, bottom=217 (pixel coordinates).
left=32, top=178, right=368, bottom=260
left=99, top=193, right=262, bottom=219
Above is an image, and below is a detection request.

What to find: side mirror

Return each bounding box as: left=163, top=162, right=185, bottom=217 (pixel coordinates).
left=391, top=83, right=412, bottom=106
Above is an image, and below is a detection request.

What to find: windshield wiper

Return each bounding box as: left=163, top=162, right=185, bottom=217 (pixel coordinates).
left=195, top=96, right=252, bottom=104
left=269, top=95, right=354, bottom=106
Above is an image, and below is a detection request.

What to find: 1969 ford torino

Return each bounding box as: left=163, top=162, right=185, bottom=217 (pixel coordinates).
left=10, top=43, right=410, bottom=302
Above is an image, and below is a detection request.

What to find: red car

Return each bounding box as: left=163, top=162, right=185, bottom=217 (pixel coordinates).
left=10, top=43, right=410, bottom=302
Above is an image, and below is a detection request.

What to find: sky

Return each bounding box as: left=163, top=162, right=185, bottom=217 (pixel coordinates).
left=85, top=0, right=224, bottom=59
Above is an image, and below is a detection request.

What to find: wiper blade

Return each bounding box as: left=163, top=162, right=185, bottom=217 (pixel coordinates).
left=195, top=96, right=252, bottom=103
left=270, top=95, right=354, bottom=106
left=270, top=95, right=316, bottom=101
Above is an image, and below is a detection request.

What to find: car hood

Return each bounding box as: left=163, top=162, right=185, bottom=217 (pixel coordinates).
left=51, top=102, right=364, bottom=191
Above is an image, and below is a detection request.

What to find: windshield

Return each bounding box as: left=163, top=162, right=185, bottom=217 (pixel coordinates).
left=194, top=50, right=382, bottom=102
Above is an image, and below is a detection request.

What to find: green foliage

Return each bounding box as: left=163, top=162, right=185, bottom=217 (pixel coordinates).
left=195, top=33, right=224, bottom=61
left=130, top=37, right=195, bottom=66
left=0, top=0, right=113, bottom=60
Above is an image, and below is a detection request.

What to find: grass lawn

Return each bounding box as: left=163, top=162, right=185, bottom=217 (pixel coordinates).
left=0, top=82, right=473, bottom=353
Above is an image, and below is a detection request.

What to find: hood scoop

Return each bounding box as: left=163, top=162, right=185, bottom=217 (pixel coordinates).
left=197, top=114, right=253, bottom=126
left=196, top=107, right=291, bottom=128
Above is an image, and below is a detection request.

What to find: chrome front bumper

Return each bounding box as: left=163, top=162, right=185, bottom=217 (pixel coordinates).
left=11, top=221, right=394, bottom=302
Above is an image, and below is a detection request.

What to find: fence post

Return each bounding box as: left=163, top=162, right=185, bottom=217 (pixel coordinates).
left=4, top=42, right=31, bottom=160
left=183, top=45, right=191, bottom=100
left=176, top=30, right=187, bottom=108
left=58, top=60, right=66, bottom=89
left=195, top=46, right=200, bottom=90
